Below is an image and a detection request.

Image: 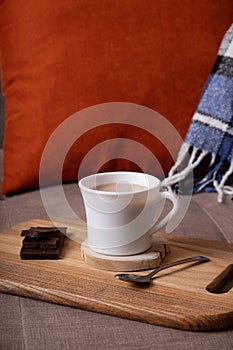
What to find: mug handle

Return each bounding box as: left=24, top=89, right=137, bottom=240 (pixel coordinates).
left=148, top=191, right=179, bottom=233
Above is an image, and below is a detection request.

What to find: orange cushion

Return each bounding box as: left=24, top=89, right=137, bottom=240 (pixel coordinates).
left=0, top=0, right=232, bottom=195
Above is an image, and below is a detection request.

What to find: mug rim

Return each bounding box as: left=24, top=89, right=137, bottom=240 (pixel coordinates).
left=78, top=171, right=160, bottom=195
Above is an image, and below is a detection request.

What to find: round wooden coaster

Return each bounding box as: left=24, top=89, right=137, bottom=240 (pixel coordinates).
left=81, top=235, right=170, bottom=271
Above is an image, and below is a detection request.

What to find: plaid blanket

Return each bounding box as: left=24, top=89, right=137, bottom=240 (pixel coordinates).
left=164, top=24, right=233, bottom=202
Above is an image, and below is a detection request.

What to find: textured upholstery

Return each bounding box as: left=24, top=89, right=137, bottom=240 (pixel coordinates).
left=0, top=80, right=4, bottom=149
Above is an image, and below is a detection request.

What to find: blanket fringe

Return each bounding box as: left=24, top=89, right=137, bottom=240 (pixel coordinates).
left=214, top=160, right=233, bottom=203
left=163, top=144, right=233, bottom=203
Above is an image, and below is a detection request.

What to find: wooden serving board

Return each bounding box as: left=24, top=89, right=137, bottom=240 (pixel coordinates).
left=0, top=218, right=233, bottom=331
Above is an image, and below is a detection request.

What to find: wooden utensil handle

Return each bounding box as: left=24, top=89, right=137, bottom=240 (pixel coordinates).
left=206, top=264, right=233, bottom=294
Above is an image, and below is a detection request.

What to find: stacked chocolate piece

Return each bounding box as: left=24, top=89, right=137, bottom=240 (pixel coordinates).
left=20, top=226, right=67, bottom=259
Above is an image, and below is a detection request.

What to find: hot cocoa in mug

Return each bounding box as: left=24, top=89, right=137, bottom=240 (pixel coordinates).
left=79, top=172, right=179, bottom=256
left=93, top=182, right=147, bottom=192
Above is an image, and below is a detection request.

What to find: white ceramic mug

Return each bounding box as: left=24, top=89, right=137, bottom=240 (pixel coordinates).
left=79, top=172, right=179, bottom=256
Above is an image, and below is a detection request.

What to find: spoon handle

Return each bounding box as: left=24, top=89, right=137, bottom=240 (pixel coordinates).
left=147, top=255, right=209, bottom=279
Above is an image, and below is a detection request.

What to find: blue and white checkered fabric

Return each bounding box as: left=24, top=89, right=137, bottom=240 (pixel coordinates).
left=186, top=24, right=233, bottom=161
left=165, top=24, right=233, bottom=202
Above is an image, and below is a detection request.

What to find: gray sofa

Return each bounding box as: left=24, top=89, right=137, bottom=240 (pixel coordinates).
left=0, top=185, right=233, bottom=350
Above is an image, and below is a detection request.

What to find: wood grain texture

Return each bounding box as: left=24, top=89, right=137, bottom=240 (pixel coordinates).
left=0, top=218, right=233, bottom=331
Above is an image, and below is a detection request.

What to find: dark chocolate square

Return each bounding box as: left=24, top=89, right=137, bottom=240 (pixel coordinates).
left=20, top=232, right=65, bottom=260
left=20, top=227, right=67, bottom=260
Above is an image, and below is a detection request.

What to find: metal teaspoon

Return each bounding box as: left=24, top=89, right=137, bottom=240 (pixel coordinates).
left=115, top=255, right=209, bottom=284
